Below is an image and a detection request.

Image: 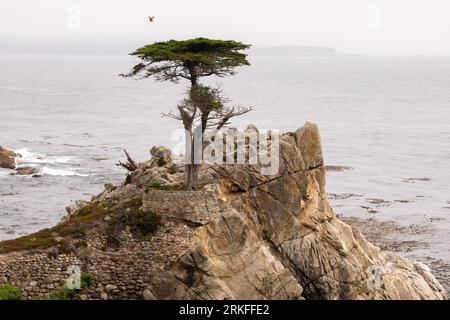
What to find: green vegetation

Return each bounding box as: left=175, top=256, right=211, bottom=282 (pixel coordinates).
left=0, top=284, right=22, bottom=300
left=123, top=38, right=250, bottom=83
left=0, top=228, right=57, bottom=254
left=107, top=206, right=161, bottom=240
left=157, top=157, right=167, bottom=167
left=0, top=201, right=114, bottom=253
left=0, top=197, right=144, bottom=254
left=122, top=37, right=252, bottom=190
left=80, top=272, right=93, bottom=289
left=136, top=211, right=161, bottom=235
left=33, top=272, right=93, bottom=300
left=104, top=199, right=161, bottom=246
left=47, top=286, right=74, bottom=300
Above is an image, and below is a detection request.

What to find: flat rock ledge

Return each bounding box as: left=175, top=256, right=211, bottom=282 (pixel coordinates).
left=0, top=122, right=446, bottom=300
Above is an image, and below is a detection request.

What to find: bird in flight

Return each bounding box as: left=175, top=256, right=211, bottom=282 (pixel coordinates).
left=148, top=16, right=155, bottom=23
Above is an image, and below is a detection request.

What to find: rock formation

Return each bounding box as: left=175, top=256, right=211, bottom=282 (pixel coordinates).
left=0, top=146, right=16, bottom=169
left=10, top=167, right=39, bottom=176
left=0, top=123, right=446, bottom=300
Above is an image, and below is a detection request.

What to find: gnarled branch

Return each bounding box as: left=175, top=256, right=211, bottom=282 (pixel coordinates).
left=116, top=149, right=139, bottom=172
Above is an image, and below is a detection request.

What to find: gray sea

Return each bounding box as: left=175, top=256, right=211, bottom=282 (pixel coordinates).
left=1, top=54, right=449, bottom=274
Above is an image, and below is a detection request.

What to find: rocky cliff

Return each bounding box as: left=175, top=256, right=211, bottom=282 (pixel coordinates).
left=0, top=123, right=446, bottom=300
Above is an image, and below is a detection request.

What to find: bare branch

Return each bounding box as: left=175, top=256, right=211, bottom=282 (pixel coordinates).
left=116, top=149, right=139, bottom=172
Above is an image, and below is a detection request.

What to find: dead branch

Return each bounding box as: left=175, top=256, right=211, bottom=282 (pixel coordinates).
left=116, top=149, right=139, bottom=172
left=211, top=106, right=253, bottom=131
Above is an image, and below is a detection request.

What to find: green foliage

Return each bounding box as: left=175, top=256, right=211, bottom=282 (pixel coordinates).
left=80, top=272, right=93, bottom=289
left=0, top=198, right=146, bottom=254
left=157, top=157, right=167, bottom=167
left=123, top=38, right=251, bottom=83
left=0, top=229, right=57, bottom=254
left=136, top=211, right=161, bottom=236
left=0, top=284, right=22, bottom=300
left=121, top=38, right=252, bottom=192
left=186, top=85, right=224, bottom=111
left=0, top=201, right=113, bottom=254
left=33, top=273, right=93, bottom=300
left=47, top=286, right=74, bottom=300
left=131, top=37, right=250, bottom=65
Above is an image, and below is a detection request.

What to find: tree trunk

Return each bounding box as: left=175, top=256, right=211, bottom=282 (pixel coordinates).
left=184, top=71, right=200, bottom=191
left=184, top=163, right=199, bottom=191
left=184, top=135, right=199, bottom=191
left=184, top=125, right=201, bottom=191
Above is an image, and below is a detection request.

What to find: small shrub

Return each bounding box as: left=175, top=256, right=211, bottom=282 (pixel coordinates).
left=80, top=272, right=93, bottom=289
left=157, top=157, right=167, bottom=167
left=0, top=284, right=22, bottom=300
left=33, top=273, right=93, bottom=300
left=47, top=286, right=74, bottom=300
left=136, top=211, right=161, bottom=235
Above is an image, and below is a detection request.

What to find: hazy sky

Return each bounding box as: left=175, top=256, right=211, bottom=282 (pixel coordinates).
left=1, top=0, right=449, bottom=55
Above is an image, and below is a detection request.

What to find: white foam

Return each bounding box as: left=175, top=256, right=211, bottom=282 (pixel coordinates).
left=11, top=149, right=87, bottom=177
left=41, top=167, right=88, bottom=177
left=15, top=148, right=77, bottom=165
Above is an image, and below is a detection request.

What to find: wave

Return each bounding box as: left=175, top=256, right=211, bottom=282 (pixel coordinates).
left=10, top=149, right=88, bottom=177
left=15, top=148, right=77, bottom=165
left=41, top=167, right=88, bottom=177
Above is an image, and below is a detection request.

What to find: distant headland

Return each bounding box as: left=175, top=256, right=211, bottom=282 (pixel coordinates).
left=249, top=45, right=356, bottom=57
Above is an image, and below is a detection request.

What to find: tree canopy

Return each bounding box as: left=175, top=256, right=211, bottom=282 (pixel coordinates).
left=121, top=38, right=251, bottom=84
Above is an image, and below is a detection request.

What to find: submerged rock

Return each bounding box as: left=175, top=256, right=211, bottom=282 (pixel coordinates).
left=0, top=146, right=16, bottom=169
left=10, top=166, right=38, bottom=176
left=0, top=122, right=446, bottom=300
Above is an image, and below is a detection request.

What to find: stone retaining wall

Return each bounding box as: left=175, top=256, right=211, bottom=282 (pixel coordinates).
left=143, top=190, right=221, bottom=225
left=0, top=221, right=195, bottom=300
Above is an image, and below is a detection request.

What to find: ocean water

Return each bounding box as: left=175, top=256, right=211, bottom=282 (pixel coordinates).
left=0, top=54, right=449, bottom=265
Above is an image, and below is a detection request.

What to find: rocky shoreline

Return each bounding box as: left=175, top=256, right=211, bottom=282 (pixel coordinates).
left=0, top=146, right=41, bottom=177
left=340, top=215, right=450, bottom=294
left=0, top=123, right=447, bottom=300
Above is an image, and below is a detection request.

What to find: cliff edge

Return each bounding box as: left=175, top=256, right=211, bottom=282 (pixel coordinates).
left=0, top=122, right=446, bottom=300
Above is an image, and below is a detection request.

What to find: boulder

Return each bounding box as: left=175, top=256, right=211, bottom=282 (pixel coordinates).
left=0, top=146, right=16, bottom=169
left=10, top=166, right=38, bottom=176
left=65, top=200, right=89, bottom=216
left=150, top=146, right=172, bottom=164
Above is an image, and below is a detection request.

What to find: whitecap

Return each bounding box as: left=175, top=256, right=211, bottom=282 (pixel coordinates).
left=15, top=148, right=77, bottom=165
left=41, top=167, right=88, bottom=177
